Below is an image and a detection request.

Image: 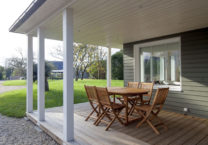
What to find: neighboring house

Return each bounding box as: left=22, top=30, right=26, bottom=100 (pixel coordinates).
left=49, top=61, right=63, bottom=70
left=49, top=61, right=63, bottom=79
left=9, top=76, right=25, bottom=80
left=49, top=61, right=89, bottom=79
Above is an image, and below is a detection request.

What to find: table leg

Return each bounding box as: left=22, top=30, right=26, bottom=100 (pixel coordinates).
left=123, top=96, right=128, bottom=125
left=140, top=94, right=143, bottom=105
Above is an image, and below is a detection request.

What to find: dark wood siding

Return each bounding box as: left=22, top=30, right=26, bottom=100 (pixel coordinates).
left=123, top=28, right=208, bottom=118
left=123, top=43, right=134, bottom=86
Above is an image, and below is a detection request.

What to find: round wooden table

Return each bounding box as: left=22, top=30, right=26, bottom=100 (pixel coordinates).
left=107, top=87, right=149, bottom=125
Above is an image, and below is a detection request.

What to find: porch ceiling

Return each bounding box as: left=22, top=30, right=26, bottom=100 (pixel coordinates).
left=10, top=0, right=208, bottom=48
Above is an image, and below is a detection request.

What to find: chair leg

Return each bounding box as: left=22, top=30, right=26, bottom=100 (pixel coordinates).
left=105, top=111, right=112, bottom=121
left=113, top=95, right=116, bottom=103
left=117, top=98, right=125, bottom=105
left=97, top=106, right=101, bottom=116
left=136, top=117, right=147, bottom=128
left=129, top=97, right=141, bottom=115
left=146, top=119, right=160, bottom=135
left=95, top=108, right=110, bottom=126
left=105, top=116, right=116, bottom=131
left=136, top=110, right=148, bottom=128
left=153, top=115, right=168, bottom=130
left=94, top=109, right=104, bottom=125
left=114, top=109, right=124, bottom=125
left=85, top=105, right=98, bottom=121
left=95, top=111, right=106, bottom=126
left=129, top=100, right=137, bottom=115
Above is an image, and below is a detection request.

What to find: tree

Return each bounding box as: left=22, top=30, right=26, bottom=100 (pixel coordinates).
left=87, top=47, right=107, bottom=79
left=6, top=48, right=26, bottom=78
left=88, top=60, right=106, bottom=79
left=112, top=50, right=123, bottom=80
left=78, top=45, right=97, bottom=80
left=4, top=67, right=13, bottom=80
left=50, top=43, right=100, bottom=81
left=33, top=62, right=55, bottom=91
left=0, top=66, right=4, bottom=80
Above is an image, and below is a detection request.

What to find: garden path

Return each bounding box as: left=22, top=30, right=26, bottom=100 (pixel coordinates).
left=0, top=81, right=25, bottom=94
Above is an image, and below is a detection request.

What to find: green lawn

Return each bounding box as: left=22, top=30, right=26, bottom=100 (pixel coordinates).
left=3, top=80, right=26, bottom=86
left=0, top=79, right=123, bottom=118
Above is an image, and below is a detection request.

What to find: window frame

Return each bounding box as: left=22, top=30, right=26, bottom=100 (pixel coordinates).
left=133, top=37, right=182, bottom=91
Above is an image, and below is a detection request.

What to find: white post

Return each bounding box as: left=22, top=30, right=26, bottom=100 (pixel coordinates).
left=140, top=54, right=144, bottom=82
left=107, top=47, right=111, bottom=87
left=37, top=27, right=45, bottom=121
left=160, top=57, right=165, bottom=81
left=171, top=56, right=176, bottom=81
left=63, top=8, right=74, bottom=142
left=26, top=34, right=33, bottom=113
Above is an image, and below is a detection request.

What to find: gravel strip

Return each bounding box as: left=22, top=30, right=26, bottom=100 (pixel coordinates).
left=0, top=114, right=59, bottom=145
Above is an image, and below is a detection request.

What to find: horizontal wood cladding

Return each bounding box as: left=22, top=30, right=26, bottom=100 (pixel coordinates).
left=123, top=27, right=208, bottom=118
left=182, top=77, right=208, bottom=82
left=123, top=43, right=134, bottom=86
left=180, top=28, right=208, bottom=118
left=182, top=72, right=208, bottom=78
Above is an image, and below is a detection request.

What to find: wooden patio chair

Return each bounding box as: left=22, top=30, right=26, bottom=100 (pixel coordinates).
left=128, top=82, right=140, bottom=88
left=139, top=82, right=154, bottom=105
left=95, top=87, right=125, bottom=131
left=134, top=88, right=169, bottom=135
left=84, top=85, right=100, bottom=124
left=129, top=82, right=154, bottom=115
left=117, top=82, right=140, bottom=105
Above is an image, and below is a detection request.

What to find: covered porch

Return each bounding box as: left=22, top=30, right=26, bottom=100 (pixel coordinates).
left=9, top=0, right=208, bottom=144
left=27, top=102, right=208, bottom=145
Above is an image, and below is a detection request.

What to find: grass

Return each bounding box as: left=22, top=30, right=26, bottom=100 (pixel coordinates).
left=0, top=79, right=123, bottom=118
left=3, top=80, right=26, bottom=86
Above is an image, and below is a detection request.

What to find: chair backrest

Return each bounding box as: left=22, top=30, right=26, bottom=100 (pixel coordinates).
left=84, top=85, right=98, bottom=102
left=96, top=87, right=111, bottom=106
left=152, top=88, right=169, bottom=109
left=140, top=82, right=154, bottom=98
left=128, top=82, right=140, bottom=88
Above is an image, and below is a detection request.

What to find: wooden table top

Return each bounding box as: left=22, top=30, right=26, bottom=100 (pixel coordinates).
left=107, top=87, right=149, bottom=96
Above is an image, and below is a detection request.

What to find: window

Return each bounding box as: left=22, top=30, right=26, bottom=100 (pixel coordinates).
left=134, top=37, right=181, bottom=91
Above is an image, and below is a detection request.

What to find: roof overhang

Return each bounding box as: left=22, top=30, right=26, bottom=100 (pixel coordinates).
left=9, top=0, right=208, bottom=48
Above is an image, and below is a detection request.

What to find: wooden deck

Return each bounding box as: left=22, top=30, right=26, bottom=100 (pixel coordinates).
left=27, top=103, right=208, bottom=145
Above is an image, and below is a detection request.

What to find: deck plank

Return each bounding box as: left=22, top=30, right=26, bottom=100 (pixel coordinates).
left=142, top=112, right=189, bottom=142
left=74, top=103, right=208, bottom=145
left=183, top=126, right=208, bottom=145
left=167, top=119, right=205, bottom=145
left=148, top=114, right=195, bottom=145
left=135, top=112, right=181, bottom=140
left=27, top=103, right=208, bottom=145
left=197, top=135, right=208, bottom=145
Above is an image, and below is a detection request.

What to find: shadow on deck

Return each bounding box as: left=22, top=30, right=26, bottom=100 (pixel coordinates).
left=27, top=103, right=208, bottom=145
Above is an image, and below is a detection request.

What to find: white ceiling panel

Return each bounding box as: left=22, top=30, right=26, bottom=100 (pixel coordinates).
left=12, top=0, right=208, bottom=48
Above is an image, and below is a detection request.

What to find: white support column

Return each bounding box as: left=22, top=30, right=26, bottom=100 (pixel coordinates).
left=107, top=47, right=112, bottom=87
left=63, top=8, right=74, bottom=142
left=171, top=56, right=176, bottom=81
left=160, top=57, right=165, bottom=81
left=37, top=27, right=45, bottom=121
left=26, top=34, right=33, bottom=113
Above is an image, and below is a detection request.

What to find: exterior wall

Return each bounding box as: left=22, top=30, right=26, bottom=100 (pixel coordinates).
left=123, top=28, right=208, bottom=118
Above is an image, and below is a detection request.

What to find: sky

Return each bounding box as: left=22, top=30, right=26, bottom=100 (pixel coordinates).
left=0, top=0, right=119, bottom=66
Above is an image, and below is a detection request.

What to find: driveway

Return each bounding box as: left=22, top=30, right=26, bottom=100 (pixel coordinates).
left=0, top=81, right=26, bottom=94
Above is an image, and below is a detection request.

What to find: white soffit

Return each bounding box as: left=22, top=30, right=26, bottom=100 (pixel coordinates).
left=12, top=0, right=208, bottom=48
